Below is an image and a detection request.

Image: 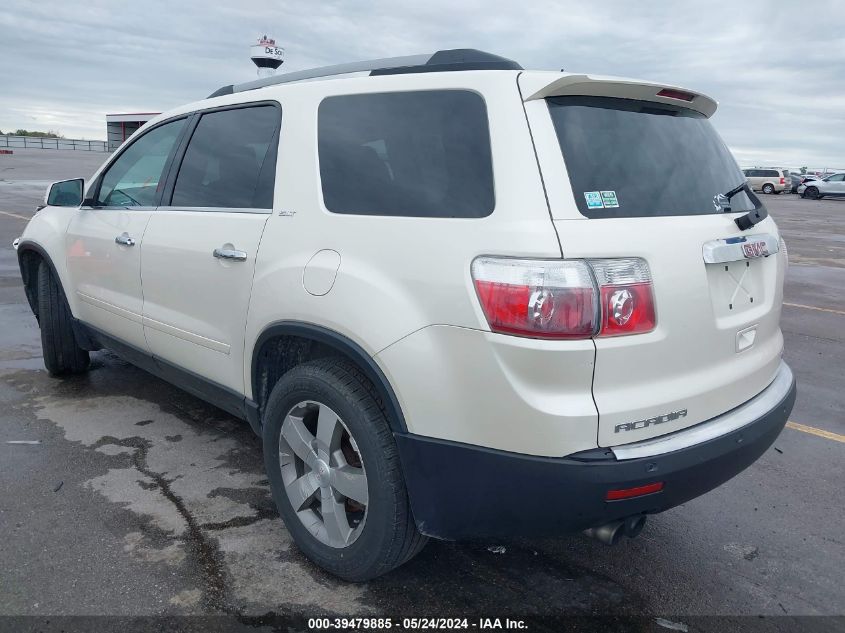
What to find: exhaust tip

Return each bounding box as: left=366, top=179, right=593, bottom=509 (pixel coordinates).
left=583, top=520, right=625, bottom=546
left=584, top=515, right=647, bottom=545
left=624, top=514, right=647, bottom=539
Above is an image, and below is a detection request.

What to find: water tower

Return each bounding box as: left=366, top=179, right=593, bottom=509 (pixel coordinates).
left=250, top=35, right=284, bottom=78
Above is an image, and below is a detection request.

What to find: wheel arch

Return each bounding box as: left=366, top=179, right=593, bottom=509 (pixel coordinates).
left=17, top=240, right=97, bottom=351
left=251, top=321, right=408, bottom=434
left=16, top=241, right=59, bottom=319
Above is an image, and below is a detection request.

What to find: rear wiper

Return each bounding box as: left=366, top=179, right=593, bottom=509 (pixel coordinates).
left=715, top=182, right=767, bottom=231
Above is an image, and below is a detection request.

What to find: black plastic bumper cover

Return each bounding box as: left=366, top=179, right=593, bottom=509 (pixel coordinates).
left=395, top=377, right=796, bottom=540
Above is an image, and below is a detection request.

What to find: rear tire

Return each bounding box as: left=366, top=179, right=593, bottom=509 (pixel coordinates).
left=762, top=183, right=775, bottom=194
left=263, top=357, right=427, bottom=581
left=36, top=262, right=90, bottom=376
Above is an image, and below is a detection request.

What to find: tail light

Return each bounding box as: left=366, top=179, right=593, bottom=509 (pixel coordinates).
left=780, top=177, right=785, bottom=184
left=588, top=258, right=656, bottom=336
left=471, top=257, right=656, bottom=339
left=471, top=258, right=597, bottom=339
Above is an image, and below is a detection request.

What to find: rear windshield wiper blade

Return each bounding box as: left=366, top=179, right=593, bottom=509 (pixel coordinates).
left=722, top=182, right=748, bottom=202
left=717, top=181, right=767, bottom=231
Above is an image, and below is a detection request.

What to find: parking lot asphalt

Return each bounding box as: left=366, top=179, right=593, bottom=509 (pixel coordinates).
left=0, top=149, right=842, bottom=628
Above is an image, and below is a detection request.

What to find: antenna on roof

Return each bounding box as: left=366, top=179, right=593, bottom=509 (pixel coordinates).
left=250, top=35, right=285, bottom=78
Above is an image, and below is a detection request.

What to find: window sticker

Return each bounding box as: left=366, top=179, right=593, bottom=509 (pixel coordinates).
left=601, top=190, right=619, bottom=208
left=584, top=191, right=604, bottom=209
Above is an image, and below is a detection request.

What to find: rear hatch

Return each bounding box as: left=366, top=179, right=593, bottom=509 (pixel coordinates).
left=519, top=73, right=787, bottom=447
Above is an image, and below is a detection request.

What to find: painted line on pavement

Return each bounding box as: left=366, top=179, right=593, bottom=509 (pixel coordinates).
left=784, top=302, right=845, bottom=317
left=0, top=210, right=31, bottom=221
left=786, top=421, right=845, bottom=444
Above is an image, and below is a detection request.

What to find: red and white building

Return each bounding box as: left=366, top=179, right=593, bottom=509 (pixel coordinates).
left=106, top=112, right=159, bottom=151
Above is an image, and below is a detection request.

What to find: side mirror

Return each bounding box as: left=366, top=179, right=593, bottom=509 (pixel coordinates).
left=45, top=178, right=84, bottom=208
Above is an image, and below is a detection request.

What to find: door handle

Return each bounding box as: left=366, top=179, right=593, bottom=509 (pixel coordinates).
left=115, top=233, right=135, bottom=246
left=213, top=247, right=247, bottom=262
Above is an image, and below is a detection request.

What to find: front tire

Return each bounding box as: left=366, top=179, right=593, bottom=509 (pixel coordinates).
left=36, top=262, right=90, bottom=376
left=762, top=183, right=775, bottom=194
left=263, top=358, right=426, bottom=581
left=805, top=186, right=820, bottom=200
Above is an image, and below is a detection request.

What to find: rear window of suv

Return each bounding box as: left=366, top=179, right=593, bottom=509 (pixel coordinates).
left=547, top=96, right=758, bottom=218
left=318, top=90, right=494, bottom=218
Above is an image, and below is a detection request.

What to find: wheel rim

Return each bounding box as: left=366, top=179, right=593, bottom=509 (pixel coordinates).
left=764, top=185, right=773, bottom=194
left=808, top=187, right=818, bottom=199
left=278, top=401, right=368, bottom=548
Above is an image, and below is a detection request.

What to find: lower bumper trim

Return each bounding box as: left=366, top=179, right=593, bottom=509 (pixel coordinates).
left=395, top=367, right=795, bottom=540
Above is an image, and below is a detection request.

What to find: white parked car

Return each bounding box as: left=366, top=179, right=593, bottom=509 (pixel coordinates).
left=16, top=49, right=795, bottom=581
left=798, top=173, right=845, bottom=199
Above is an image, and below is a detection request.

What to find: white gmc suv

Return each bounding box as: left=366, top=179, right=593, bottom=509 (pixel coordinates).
left=16, top=49, right=796, bottom=581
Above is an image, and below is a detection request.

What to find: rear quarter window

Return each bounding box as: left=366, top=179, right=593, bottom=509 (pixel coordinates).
left=318, top=90, right=494, bottom=218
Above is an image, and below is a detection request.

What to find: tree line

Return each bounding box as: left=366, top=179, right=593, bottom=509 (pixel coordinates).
left=0, top=129, right=64, bottom=138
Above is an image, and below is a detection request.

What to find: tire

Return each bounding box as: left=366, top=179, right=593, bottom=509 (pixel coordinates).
left=762, top=183, right=775, bottom=194
left=36, top=261, right=90, bottom=376
left=263, top=357, right=427, bottom=581
left=806, top=186, right=820, bottom=200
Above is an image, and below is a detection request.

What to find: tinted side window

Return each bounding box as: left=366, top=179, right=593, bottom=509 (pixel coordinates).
left=318, top=90, right=494, bottom=218
left=171, top=105, right=280, bottom=209
left=827, top=174, right=845, bottom=182
left=764, top=170, right=779, bottom=177
left=97, top=119, right=186, bottom=207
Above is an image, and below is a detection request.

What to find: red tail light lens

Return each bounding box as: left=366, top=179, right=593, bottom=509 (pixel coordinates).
left=471, top=258, right=597, bottom=339
left=588, top=258, right=657, bottom=337
left=472, top=257, right=656, bottom=339
left=780, top=177, right=785, bottom=184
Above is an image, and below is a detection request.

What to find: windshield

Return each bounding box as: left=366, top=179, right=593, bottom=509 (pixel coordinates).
left=547, top=96, right=760, bottom=218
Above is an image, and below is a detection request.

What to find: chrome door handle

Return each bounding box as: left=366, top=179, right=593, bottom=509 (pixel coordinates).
left=213, top=247, right=247, bottom=261
left=115, top=233, right=135, bottom=246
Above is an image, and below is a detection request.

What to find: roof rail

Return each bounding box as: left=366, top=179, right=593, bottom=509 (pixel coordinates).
left=207, top=49, right=522, bottom=98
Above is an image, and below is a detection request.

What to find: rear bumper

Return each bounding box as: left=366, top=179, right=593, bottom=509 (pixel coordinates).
left=396, top=362, right=795, bottom=540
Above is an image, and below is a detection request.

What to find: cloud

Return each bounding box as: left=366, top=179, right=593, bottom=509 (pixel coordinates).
left=1, top=0, right=842, bottom=168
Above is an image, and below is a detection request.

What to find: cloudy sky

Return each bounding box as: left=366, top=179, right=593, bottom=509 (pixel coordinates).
left=1, top=0, right=842, bottom=168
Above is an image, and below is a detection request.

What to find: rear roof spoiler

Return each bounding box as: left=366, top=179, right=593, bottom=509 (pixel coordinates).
left=522, top=73, right=718, bottom=118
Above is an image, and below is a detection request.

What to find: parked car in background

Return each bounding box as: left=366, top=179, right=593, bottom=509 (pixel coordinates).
left=788, top=174, right=824, bottom=194
left=799, top=173, right=845, bottom=199
left=743, top=168, right=789, bottom=194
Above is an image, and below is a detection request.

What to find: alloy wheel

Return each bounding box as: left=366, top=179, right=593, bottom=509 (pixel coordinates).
left=278, top=400, right=368, bottom=548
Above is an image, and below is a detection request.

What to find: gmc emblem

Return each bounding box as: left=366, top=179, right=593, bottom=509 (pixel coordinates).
left=615, top=409, right=688, bottom=433
left=742, top=241, right=769, bottom=258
